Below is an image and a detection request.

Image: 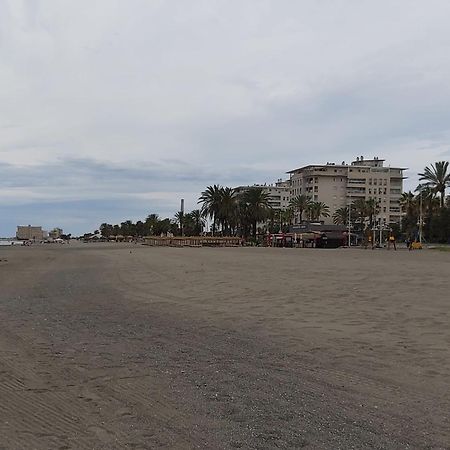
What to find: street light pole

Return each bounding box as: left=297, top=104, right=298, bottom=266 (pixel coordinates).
left=419, top=192, right=423, bottom=244
left=379, top=219, right=383, bottom=247
left=348, top=203, right=351, bottom=247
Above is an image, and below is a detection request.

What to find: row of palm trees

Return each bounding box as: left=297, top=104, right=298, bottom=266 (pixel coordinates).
left=331, top=198, right=380, bottom=230
left=399, top=161, right=450, bottom=241
left=198, top=186, right=352, bottom=238
left=198, top=185, right=352, bottom=238
left=98, top=211, right=205, bottom=238
left=198, top=185, right=273, bottom=238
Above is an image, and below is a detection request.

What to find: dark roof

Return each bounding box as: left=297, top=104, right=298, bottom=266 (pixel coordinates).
left=291, top=223, right=347, bottom=233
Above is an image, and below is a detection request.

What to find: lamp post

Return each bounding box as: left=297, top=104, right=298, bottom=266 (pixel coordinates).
left=419, top=191, right=423, bottom=244
left=379, top=220, right=383, bottom=247
left=347, top=203, right=352, bottom=247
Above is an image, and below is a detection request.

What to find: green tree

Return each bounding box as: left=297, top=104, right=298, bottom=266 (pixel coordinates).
left=400, top=192, right=418, bottom=237
left=120, top=220, right=136, bottom=237
left=198, top=185, right=222, bottom=235
left=399, top=192, right=416, bottom=217
left=153, top=218, right=171, bottom=236
left=365, top=198, right=380, bottom=229
left=419, top=161, right=450, bottom=208
left=281, top=208, right=293, bottom=232
left=145, top=214, right=160, bottom=235
left=333, top=206, right=352, bottom=225
left=135, top=220, right=145, bottom=237
left=218, top=187, right=237, bottom=236
left=307, top=201, right=330, bottom=221
left=242, top=187, right=271, bottom=240
left=289, top=194, right=311, bottom=224
left=99, top=223, right=113, bottom=237
left=189, top=209, right=205, bottom=235
left=352, top=198, right=369, bottom=229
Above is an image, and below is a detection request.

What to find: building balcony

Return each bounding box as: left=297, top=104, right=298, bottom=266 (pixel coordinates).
left=346, top=191, right=366, bottom=197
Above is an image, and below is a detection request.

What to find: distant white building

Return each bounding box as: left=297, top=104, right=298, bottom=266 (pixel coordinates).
left=235, top=179, right=291, bottom=211
left=16, top=225, right=45, bottom=241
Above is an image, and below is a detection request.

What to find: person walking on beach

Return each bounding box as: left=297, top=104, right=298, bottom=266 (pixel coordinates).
left=367, top=234, right=374, bottom=250
left=388, top=233, right=397, bottom=250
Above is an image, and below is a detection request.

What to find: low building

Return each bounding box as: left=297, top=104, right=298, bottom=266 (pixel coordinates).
left=49, top=228, right=63, bottom=239
left=291, top=223, right=349, bottom=248
left=16, top=225, right=45, bottom=241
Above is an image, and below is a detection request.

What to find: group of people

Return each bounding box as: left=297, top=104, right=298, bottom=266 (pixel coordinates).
left=364, top=234, right=422, bottom=250
left=365, top=233, right=397, bottom=250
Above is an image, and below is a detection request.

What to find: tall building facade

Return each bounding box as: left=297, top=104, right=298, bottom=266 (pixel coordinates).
left=288, top=156, right=406, bottom=225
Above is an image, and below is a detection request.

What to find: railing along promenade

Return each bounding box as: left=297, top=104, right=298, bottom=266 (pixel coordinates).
left=144, top=236, right=242, bottom=247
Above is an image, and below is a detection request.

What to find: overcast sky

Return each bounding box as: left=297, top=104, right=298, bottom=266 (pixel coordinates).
left=1, top=0, right=450, bottom=236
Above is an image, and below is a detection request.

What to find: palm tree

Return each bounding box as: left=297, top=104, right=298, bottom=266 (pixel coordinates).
left=419, top=161, right=450, bottom=208
left=189, top=209, right=205, bottom=235
left=399, top=191, right=416, bottom=217
left=242, top=187, right=271, bottom=239
left=289, top=194, right=311, bottom=224
left=198, top=185, right=222, bottom=235
left=399, top=191, right=418, bottom=235
left=281, top=208, right=294, bottom=232
left=352, top=198, right=369, bottom=228
left=218, top=187, right=236, bottom=236
left=173, top=211, right=184, bottom=235
left=333, top=206, right=349, bottom=225
left=365, top=198, right=380, bottom=229
left=307, top=201, right=330, bottom=221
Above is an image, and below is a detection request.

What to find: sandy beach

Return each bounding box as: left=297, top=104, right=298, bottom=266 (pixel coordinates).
left=0, top=243, right=449, bottom=449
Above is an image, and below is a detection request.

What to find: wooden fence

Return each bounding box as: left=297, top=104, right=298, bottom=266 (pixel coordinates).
left=144, top=236, right=242, bottom=247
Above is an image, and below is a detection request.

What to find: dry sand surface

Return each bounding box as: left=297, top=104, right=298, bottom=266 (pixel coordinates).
left=0, top=243, right=449, bottom=449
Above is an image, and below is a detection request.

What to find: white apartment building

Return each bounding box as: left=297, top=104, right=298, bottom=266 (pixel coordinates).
left=16, top=225, right=45, bottom=240
left=288, top=156, right=406, bottom=225
left=235, top=179, right=291, bottom=210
